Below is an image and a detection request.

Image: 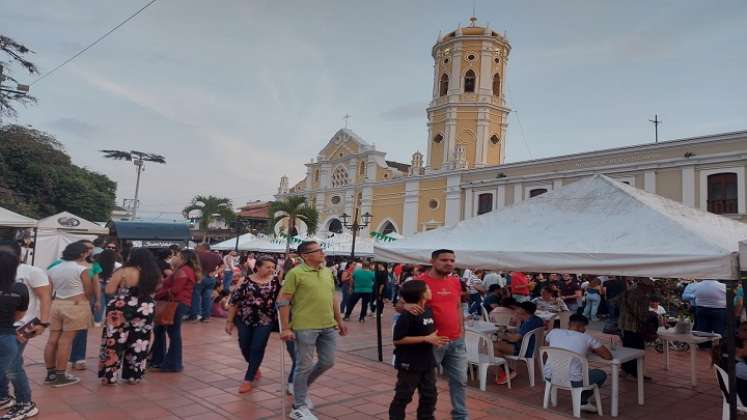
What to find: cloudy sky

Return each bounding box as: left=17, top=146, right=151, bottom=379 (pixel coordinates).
left=2, top=0, right=746, bottom=221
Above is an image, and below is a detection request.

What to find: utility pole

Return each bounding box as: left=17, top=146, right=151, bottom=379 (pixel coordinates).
left=0, top=64, right=31, bottom=124
left=649, top=114, right=662, bottom=143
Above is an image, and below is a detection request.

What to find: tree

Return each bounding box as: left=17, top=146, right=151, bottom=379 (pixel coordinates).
left=0, top=124, right=116, bottom=221
left=182, top=195, right=236, bottom=243
left=1, top=35, right=38, bottom=120
left=100, top=149, right=165, bottom=218
left=268, top=196, right=319, bottom=258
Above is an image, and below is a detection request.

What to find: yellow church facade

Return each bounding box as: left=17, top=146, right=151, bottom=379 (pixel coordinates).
left=277, top=19, right=747, bottom=239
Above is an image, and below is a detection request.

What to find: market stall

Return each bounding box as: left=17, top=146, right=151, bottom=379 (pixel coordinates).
left=34, top=211, right=109, bottom=269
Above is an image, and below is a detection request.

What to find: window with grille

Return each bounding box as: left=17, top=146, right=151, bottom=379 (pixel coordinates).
left=707, top=173, right=738, bottom=214
left=464, top=70, right=476, bottom=93
left=492, top=73, right=500, bottom=96
left=477, top=193, right=493, bottom=215
left=381, top=221, right=396, bottom=235
left=529, top=188, right=547, bottom=198
left=439, top=74, right=449, bottom=96
left=331, top=166, right=349, bottom=187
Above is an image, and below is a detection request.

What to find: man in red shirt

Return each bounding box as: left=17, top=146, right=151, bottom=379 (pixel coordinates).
left=400, top=249, right=468, bottom=420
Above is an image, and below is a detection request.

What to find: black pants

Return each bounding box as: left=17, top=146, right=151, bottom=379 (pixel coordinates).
left=622, top=330, right=645, bottom=376
left=345, top=292, right=371, bottom=321
left=389, top=368, right=437, bottom=420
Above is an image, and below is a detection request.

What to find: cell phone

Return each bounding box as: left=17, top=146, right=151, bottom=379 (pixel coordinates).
left=16, top=317, right=41, bottom=339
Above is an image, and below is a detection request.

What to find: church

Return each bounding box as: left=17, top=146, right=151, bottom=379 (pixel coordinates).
left=277, top=18, right=747, bottom=239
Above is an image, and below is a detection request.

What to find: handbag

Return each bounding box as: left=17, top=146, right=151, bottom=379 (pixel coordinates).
left=154, top=291, right=178, bottom=326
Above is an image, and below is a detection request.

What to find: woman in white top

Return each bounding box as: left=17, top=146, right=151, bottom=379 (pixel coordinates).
left=44, top=242, right=95, bottom=387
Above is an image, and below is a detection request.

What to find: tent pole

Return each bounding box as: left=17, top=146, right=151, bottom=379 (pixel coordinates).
left=31, top=227, right=38, bottom=265
left=727, top=281, right=738, bottom=420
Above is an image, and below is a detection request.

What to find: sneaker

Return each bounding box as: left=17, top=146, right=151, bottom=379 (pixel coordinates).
left=580, top=402, right=598, bottom=413
left=287, top=383, right=294, bottom=396
left=51, top=374, right=80, bottom=388
left=288, top=406, right=317, bottom=420
left=495, top=370, right=516, bottom=385
left=0, top=396, right=14, bottom=410
left=43, top=373, right=56, bottom=385
left=304, top=397, right=314, bottom=410
left=72, top=361, right=87, bottom=371
left=238, top=382, right=252, bottom=394
left=2, top=402, right=38, bottom=420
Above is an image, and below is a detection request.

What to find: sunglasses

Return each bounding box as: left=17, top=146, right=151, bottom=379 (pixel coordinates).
left=300, top=249, right=324, bottom=255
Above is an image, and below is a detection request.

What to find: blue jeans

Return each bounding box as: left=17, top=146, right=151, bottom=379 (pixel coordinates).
left=695, top=306, right=726, bottom=336
left=293, top=328, right=337, bottom=408
left=605, top=300, right=619, bottom=331
left=0, top=336, right=27, bottom=403
left=433, top=337, right=469, bottom=420
left=340, top=284, right=351, bottom=314
left=152, top=303, right=189, bottom=371
left=285, top=341, right=296, bottom=384
left=236, top=323, right=273, bottom=382
left=570, top=368, right=607, bottom=404
left=584, top=292, right=601, bottom=321
left=222, top=271, right=233, bottom=292
left=190, top=276, right=216, bottom=320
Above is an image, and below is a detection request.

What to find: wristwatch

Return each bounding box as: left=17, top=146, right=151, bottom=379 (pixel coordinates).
left=39, top=321, right=50, bottom=327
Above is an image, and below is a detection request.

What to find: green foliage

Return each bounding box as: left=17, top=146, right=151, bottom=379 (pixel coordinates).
left=268, top=196, right=319, bottom=236
left=0, top=124, right=116, bottom=221
left=1, top=35, right=39, bottom=119
left=182, top=195, right=236, bottom=242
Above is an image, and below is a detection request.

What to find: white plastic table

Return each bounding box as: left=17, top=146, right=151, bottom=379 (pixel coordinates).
left=589, top=347, right=645, bottom=417
left=657, top=327, right=721, bottom=386
left=536, top=310, right=559, bottom=322
left=465, top=321, right=498, bottom=336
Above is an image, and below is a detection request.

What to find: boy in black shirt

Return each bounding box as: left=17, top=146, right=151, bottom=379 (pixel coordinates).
left=389, top=280, right=448, bottom=420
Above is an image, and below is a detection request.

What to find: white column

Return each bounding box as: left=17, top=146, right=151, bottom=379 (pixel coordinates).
left=366, top=156, right=377, bottom=181
left=448, top=50, right=463, bottom=95
left=496, top=185, right=506, bottom=209
left=513, top=182, right=523, bottom=205
left=475, top=112, right=488, bottom=167
left=478, top=43, right=492, bottom=95
left=682, top=166, right=695, bottom=208
left=432, top=63, right=439, bottom=98
left=552, top=179, right=563, bottom=191
left=319, top=163, right=331, bottom=189
left=348, top=160, right=358, bottom=185
left=402, top=180, right=420, bottom=235
left=305, top=166, right=313, bottom=190
left=464, top=188, right=474, bottom=219
left=644, top=170, right=656, bottom=193
left=426, top=122, right=434, bottom=167
left=445, top=112, right=457, bottom=165
left=445, top=174, right=462, bottom=225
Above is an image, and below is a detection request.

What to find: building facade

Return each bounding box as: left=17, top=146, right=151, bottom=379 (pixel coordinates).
left=278, top=18, right=747, bottom=238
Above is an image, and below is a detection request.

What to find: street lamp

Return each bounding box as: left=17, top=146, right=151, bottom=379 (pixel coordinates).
left=340, top=209, right=372, bottom=259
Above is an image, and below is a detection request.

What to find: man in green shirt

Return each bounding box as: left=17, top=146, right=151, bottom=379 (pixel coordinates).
left=343, top=261, right=375, bottom=322
left=279, top=241, right=347, bottom=420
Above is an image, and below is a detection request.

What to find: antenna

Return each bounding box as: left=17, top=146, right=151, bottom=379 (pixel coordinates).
left=649, top=114, right=662, bottom=143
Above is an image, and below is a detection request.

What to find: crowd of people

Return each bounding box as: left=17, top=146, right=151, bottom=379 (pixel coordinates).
left=0, top=234, right=737, bottom=420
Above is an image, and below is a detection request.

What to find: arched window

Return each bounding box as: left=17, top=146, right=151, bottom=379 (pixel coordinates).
left=492, top=73, right=500, bottom=96
left=327, top=218, right=343, bottom=234
left=490, top=135, right=500, bottom=145
left=439, top=74, right=449, bottom=96
left=380, top=220, right=396, bottom=235
left=707, top=173, right=738, bottom=214
left=529, top=188, right=547, bottom=198
left=464, top=70, right=476, bottom=93
left=331, top=166, right=349, bottom=187
left=477, top=193, right=493, bottom=215
left=359, top=161, right=366, bottom=177
left=433, top=134, right=444, bottom=144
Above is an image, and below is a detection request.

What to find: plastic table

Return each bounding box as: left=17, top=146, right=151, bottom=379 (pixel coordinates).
left=589, top=347, right=646, bottom=417
left=657, top=327, right=721, bottom=386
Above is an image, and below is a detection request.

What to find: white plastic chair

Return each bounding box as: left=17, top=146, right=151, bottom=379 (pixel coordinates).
left=558, top=311, right=571, bottom=330
left=540, top=346, right=603, bottom=418
left=480, top=304, right=491, bottom=322
left=491, top=311, right=513, bottom=327
left=465, top=330, right=511, bottom=391
left=506, top=327, right=543, bottom=387
left=714, top=364, right=747, bottom=419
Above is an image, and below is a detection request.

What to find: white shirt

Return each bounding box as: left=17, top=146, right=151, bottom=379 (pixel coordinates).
left=463, top=269, right=482, bottom=294
left=483, top=271, right=506, bottom=288
left=224, top=254, right=236, bottom=271
left=544, top=329, right=602, bottom=383
left=651, top=305, right=667, bottom=316
left=47, top=260, right=87, bottom=299
left=16, top=264, right=49, bottom=325
left=694, top=280, right=726, bottom=309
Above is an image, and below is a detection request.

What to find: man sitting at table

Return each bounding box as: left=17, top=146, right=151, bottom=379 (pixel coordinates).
left=493, top=301, right=544, bottom=385
left=544, top=314, right=613, bottom=413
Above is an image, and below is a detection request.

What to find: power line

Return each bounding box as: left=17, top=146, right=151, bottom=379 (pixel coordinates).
left=31, top=0, right=159, bottom=86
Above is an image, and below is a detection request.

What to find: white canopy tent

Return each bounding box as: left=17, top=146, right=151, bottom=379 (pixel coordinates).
left=0, top=206, right=37, bottom=228
left=211, top=233, right=257, bottom=251
left=375, top=175, right=747, bottom=280
left=34, top=211, right=109, bottom=269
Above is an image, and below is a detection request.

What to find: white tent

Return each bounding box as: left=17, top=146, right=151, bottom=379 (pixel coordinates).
left=375, top=174, right=747, bottom=280
left=34, top=212, right=109, bottom=269
left=0, top=206, right=37, bottom=228
left=212, top=233, right=257, bottom=251
left=324, top=232, right=375, bottom=257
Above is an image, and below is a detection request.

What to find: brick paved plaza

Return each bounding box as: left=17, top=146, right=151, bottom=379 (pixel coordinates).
left=16, top=303, right=723, bottom=420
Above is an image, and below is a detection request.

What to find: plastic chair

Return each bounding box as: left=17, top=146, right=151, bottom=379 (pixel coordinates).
left=491, top=311, right=513, bottom=327
left=540, top=347, right=603, bottom=418
left=465, top=330, right=511, bottom=391
left=480, top=304, right=491, bottom=322
left=714, top=364, right=747, bottom=419
left=558, top=311, right=571, bottom=330
left=506, top=327, right=543, bottom=387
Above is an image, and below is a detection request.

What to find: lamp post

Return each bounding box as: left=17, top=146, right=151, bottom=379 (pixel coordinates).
left=233, top=218, right=250, bottom=252
left=341, top=207, right=384, bottom=362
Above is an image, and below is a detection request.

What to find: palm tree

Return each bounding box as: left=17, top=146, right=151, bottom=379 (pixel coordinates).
left=183, top=195, right=236, bottom=243
left=100, top=150, right=166, bottom=218
left=268, top=196, right=319, bottom=258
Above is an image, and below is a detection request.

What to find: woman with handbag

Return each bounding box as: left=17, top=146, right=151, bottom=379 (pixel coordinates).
left=224, top=256, right=281, bottom=393
left=151, top=249, right=200, bottom=372
left=98, top=248, right=160, bottom=384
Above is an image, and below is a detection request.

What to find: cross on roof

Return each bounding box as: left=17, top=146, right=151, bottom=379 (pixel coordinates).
left=343, top=114, right=352, bottom=129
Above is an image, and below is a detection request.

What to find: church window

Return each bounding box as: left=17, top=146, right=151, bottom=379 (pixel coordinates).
left=314, top=169, right=319, bottom=182
left=439, top=74, right=449, bottom=96
left=330, top=195, right=341, bottom=205
left=464, top=70, right=476, bottom=93
left=529, top=188, right=547, bottom=198
left=707, top=173, right=738, bottom=214
left=477, top=193, right=493, bottom=215
left=467, top=54, right=475, bottom=61
left=433, top=134, right=444, bottom=144
left=492, top=73, right=500, bottom=96
left=359, top=161, right=366, bottom=177
left=380, top=221, right=397, bottom=235
left=331, top=166, right=349, bottom=187
left=428, top=199, right=439, bottom=210
left=490, top=135, right=500, bottom=145
left=328, top=218, right=343, bottom=234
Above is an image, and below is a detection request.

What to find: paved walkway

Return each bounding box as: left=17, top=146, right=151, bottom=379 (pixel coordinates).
left=15, top=303, right=722, bottom=419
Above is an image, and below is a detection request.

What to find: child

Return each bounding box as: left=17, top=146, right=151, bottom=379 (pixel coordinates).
left=649, top=296, right=667, bottom=326
left=388, top=280, right=448, bottom=420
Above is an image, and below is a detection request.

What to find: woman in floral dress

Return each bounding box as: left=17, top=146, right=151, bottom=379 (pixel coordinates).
left=225, top=256, right=281, bottom=393
left=98, top=248, right=161, bottom=384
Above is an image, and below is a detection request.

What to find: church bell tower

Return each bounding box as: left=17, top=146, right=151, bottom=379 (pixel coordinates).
left=426, top=17, right=511, bottom=170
